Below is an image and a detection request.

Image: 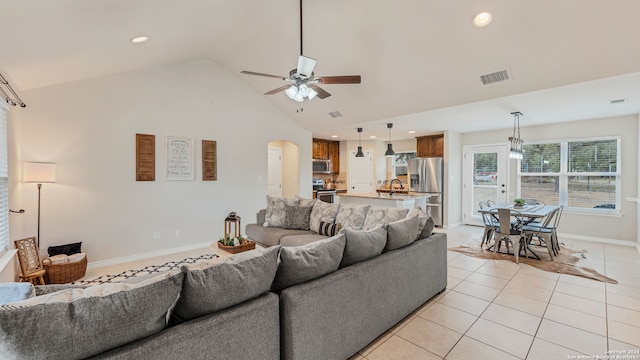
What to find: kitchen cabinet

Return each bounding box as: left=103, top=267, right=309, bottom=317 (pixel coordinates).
left=329, top=141, right=340, bottom=174
left=416, top=134, right=444, bottom=157
left=312, top=139, right=329, bottom=159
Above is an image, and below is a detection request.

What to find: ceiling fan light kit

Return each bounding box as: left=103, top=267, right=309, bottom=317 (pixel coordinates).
left=240, top=0, right=361, bottom=103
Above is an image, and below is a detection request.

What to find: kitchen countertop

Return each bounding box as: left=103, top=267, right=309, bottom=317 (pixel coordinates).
left=337, top=192, right=428, bottom=200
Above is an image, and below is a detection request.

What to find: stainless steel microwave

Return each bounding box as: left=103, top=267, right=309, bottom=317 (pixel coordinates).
left=312, top=159, right=332, bottom=174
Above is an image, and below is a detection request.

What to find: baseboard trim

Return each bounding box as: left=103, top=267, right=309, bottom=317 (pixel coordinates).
left=87, top=241, right=214, bottom=270
left=557, top=232, right=636, bottom=247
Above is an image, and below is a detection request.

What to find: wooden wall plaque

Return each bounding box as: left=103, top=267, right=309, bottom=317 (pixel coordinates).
left=202, top=140, right=217, bottom=181
left=136, top=134, right=155, bottom=181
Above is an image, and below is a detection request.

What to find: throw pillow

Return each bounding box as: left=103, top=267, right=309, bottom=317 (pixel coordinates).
left=0, top=272, right=184, bottom=360
left=407, top=208, right=429, bottom=240
left=384, top=214, right=420, bottom=251
left=295, top=195, right=317, bottom=208
left=309, top=200, right=340, bottom=233
left=0, top=283, right=35, bottom=306
left=318, top=221, right=342, bottom=236
left=340, top=226, right=387, bottom=268
left=47, top=242, right=82, bottom=256
left=272, top=233, right=346, bottom=293
left=419, top=216, right=435, bottom=239
left=264, top=195, right=298, bottom=227
left=283, top=204, right=313, bottom=230
left=335, top=204, right=370, bottom=230
left=172, top=246, right=280, bottom=323
left=362, top=206, right=410, bottom=230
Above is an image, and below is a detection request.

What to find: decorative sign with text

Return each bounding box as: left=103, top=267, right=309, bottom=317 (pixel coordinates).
left=166, top=136, right=194, bottom=180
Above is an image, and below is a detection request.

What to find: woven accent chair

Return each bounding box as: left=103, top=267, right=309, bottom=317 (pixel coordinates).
left=14, top=237, right=46, bottom=285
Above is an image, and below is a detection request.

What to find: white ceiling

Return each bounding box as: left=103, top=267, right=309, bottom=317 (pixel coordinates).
left=2, top=0, right=640, bottom=141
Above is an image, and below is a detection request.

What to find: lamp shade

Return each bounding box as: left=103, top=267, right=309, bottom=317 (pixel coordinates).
left=23, top=162, right=56, bottom=183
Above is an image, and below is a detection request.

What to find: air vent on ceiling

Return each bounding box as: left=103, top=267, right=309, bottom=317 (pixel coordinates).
left=480, top=69, right=511, bottom=85
left=328, top=111, right=343, bottom=118
left=609, top=98, right=627, bottom=105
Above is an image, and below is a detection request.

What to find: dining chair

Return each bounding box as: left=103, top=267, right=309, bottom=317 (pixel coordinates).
left=546, top=205, right=563, bottom=254
left=493, top=208, right=526, bottom=263
left=479, top=201, right=497, bottom=247
left=14, top=237, right=46, bottom=285
left=523, top=208, right=558, bottom=258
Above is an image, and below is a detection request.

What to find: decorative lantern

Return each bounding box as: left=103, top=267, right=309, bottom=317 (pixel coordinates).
left=224, top=212, right=241, bottom=240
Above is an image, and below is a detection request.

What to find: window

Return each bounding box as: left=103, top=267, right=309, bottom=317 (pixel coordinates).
left=393, top=152, right=416, bottom=177
left=518, top=137, right=620, bottom=212
left=0, top=103, right=8, bottom=257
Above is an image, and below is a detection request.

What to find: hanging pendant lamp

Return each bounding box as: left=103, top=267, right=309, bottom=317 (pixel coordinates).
left=385, top=123, right=395, bottom=157
left=355, top=128, right=365, bottom=157
left=509, top=111, right=524, bottom=160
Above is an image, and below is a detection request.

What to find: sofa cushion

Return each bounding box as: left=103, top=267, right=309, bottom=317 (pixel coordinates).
left=0, top=283, right=35, bottom=306
left=246, top=224, right=315, bottom=247
left=273, top=233, right=346, bottom=292
left=0, top=272, right=184, bottom=360
left=318, top=221, right=342, bottom=236
left=407, top=207, right=429, bottom=240
left=280, top=233, right=329, bottom=247
left=340, top=226, right=387, bottom=268
left=173, top=246, right=280, bottom=323
left=419, top=216, right=435, bottom=240
left=362, top=206, right=410, bottom=230
left=309, top=200, right=340, bottom=233
left=384, top=214, right=420, bottom=251
left=283, top=204, right=313, bottom=230
left=264, top=195, right=298, bottom=227
left=335, top=204, right=370, bottom=230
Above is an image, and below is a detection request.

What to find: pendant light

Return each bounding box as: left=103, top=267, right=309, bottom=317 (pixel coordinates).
left=509, top=111, right=524, bottom=160
left=355, top=128, right=365, bottom=157
left=385, top=123, right=395, bottom=157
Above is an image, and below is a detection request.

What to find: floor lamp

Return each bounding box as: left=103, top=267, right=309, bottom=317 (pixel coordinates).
left=23, top=162, right=56, bottom=248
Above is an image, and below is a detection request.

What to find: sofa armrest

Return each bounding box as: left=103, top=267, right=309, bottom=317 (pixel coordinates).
left=257, top=209, right=266, bottom=224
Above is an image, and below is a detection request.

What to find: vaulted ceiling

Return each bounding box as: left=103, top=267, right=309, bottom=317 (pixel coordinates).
left=2, top=0, right=640, bottom=140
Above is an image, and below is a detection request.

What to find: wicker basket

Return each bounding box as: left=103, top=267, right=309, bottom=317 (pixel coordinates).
left=42, top=254, right=88, bottom=284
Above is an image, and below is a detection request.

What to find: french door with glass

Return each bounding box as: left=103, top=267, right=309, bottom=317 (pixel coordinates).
left=462, top=145, right=509, bottom=226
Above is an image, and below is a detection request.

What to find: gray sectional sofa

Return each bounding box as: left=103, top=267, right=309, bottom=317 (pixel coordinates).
left=0, top=196, right=447, bottom=360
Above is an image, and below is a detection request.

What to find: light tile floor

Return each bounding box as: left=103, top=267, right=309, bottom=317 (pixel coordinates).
left=82, top=226, right=640, bottom=360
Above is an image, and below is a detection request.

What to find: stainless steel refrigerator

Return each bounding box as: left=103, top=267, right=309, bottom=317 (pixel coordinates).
left=408, top=157, right=444, bottom=227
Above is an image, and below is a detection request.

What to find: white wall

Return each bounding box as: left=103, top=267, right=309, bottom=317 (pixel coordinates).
left=9, top=58, right=312, bottom=264
left=461, top=115, right=638, bottom=244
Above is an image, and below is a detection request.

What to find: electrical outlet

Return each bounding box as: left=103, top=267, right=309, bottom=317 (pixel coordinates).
left=175, top=229, right=181, bottom=237
left=154, top=232, right=160, bottom=240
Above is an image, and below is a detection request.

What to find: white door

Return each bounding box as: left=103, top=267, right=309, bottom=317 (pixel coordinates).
left=267, top=147, right=282, bottom=196
left=462, top=145, right=509, bottom=226
left=348, top=150, right=373, bottom=193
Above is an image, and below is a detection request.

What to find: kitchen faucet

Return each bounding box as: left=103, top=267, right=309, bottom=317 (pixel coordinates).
left=389, top=178, right=403, bottom=196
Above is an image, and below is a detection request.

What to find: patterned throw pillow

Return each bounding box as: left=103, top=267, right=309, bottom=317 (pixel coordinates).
left=335, top=204, right=370, bottom=230
left=283, top=204, right=313, bottom=230
left=309, top=201, right=340, bottom=233
left=362, top=206, right=410, bottom=230
left=295, top=195, right=317, bottom=208
left=264, top=195, right=298, bottom=227
left=318, top=221, right=342, bottom=236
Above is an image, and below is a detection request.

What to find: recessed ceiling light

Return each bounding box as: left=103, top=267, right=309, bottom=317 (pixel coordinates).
left=408, top=130, right=416, bottom=134
left=370, top=135, right=376, bottom=139
left=331, top=135, right=338, bottom=138
left=473, top=12, right=493, bottom=27
left=130, top=36, right=149, bottom=44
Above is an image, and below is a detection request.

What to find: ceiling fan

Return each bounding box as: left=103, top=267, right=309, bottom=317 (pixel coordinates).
left=240, top=0, right=361, bottom=102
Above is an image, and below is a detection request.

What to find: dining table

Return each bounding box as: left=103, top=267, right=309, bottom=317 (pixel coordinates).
left=478, top=204, right=561, bottom=259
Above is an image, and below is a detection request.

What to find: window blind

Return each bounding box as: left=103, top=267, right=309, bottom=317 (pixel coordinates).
left=0, top=103, right=8, bottom=257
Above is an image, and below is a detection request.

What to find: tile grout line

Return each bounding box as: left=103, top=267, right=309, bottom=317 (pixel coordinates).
left=522, top=268, right=560, bottom=360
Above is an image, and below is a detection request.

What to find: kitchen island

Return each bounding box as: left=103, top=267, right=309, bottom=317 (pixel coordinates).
left=336, top=192, right=428, bottom=210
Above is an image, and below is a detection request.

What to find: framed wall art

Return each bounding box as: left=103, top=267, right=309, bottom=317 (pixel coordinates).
left=166, top=136, right=194, bottom=180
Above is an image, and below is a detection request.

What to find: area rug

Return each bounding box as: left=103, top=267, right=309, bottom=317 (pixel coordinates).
left=448, top=244, right=618, bottom=284
left=75, top=253, right=219, bottom=286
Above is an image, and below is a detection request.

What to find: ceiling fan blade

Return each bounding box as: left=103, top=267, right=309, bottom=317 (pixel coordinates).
left=297, top=56, right=316, bottom=78
left=318, top=75, right=362, bottom=84
left=308, top=84, right=331, bottom=99
left=241, top=71, right=286, bottom=80
left=264, top=84, right=291, bottom=95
